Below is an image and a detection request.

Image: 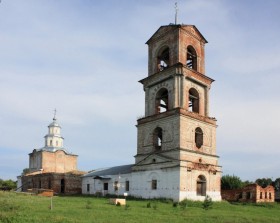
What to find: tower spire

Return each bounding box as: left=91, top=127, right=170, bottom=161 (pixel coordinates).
left=175, top=2, right=178, bottom=25
left=53, top=108, right=57, bottom=121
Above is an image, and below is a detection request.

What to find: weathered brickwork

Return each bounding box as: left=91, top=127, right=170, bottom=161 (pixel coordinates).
left=29, top=150, right=77, bottom=173
left=221, top=184, right=275, bottom=203
left=22, top=172, right=83, bottom=194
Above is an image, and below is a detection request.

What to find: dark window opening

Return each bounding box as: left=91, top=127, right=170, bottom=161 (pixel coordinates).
left=188, top=88, right=199, bottom=113
left=269, top=192, right=271, bottom=199
left=197, top=175, right=206, bottom=196
left=125, top=181, right=129, bottom=192
left=48, top=179, right=51, bottom=189
left=103, top=183, right=108, bottom=191
left=87, top=184, right=90, bottom=192
left=260, top=192, right=263, bottom=199
left=157, top=48, right=169, bottom=71
left=246, top=192, right=251, bottom=199
left=156, top=88, right=169, bottom=114
left=195, top=127, right=203, bottom=149
left=153, top=127, right=163, bottom=151
left=239, top=193, right=243, bottom=199
left=187, top=46, right=197, bottom=70
left=114, top=181, right=118, bottom=191
left=152, top=180, right=157, bottom=190
left=39, top=180, right=41, bottom=189
left=265, top=192, right=267, bottom=199
left=61, top=179, right=65, bottom=193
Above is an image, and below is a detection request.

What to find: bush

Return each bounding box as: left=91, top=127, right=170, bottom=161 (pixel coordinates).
left=172, top=202, right=178, bottom=208
left=85, top=200, right=92, bottom=209
left=202, top=195, right=213, bottom=210
left=146, top=202, right=151, bottom=208
left=152, top=203, right=157, bottom=210
left=179, top=200, right=187, bottom=210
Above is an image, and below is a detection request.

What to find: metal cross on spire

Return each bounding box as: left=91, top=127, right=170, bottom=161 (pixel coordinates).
left=53, top=108, right=57, bottom=121
left=175, top=2, right=179, bottom=25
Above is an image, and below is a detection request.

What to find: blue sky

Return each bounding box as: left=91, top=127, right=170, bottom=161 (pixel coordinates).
left=0, top=0, right=279, bottom=182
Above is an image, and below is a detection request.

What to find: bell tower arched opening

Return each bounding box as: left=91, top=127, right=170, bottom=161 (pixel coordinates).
left=153, top=127, right=163, bottom=151
left=155, top=88, right=169, bottom=114
left=188, top=88, right=199, bottom=113
left=157, top=47, right=169, bottom=71
left=187, top=45, right=197, bottom=70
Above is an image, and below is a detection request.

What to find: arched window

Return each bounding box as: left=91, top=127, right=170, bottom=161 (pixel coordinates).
left=187, top=46, right=197, bottom=70
left=189, top=88, right=199, bottom=113
left=153, top=127, right=163, bottom=151
left=197, top=175, right=206, bottom=196
left=195, top=127, right=203, bottom=148
left=155, top=88, right=169, bottom=114
left=157, top=47, right=169, bottom=71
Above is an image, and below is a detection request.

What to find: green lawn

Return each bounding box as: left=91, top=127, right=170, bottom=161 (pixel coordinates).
left=0, top=191, right=280, bottom=223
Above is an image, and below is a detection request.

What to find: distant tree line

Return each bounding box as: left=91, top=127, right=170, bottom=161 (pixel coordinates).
left=221, top=175, right=280, bottom=191
left=0, top=179, right=17, bottom=191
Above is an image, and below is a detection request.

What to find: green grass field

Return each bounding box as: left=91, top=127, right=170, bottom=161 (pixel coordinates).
left=1, top=191, right=280, bottom=223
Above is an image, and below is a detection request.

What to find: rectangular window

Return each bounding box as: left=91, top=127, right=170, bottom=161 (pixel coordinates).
left=260, top=192, right=262, bottom=199
left=152, top=180, right=157, bottom=190
left=269, top=193, right=271, bottom=199
left=104, top=183, right=108, bottom=190
left=87, top=184, right=90, bottom=192
left=265, top=192, right=267, bottom=199
left=125, top=181, right=129, bottom=191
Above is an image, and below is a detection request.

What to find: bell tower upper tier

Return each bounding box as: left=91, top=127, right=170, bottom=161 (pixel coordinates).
left=146, top=25, right=207, bottom=76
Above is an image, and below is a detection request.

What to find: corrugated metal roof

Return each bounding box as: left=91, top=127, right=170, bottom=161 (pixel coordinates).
left=83, top=164, right=134, bottom=178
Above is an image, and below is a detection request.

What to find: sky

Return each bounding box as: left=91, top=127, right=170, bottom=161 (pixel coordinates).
left=0, top=0, right=279, bottom=182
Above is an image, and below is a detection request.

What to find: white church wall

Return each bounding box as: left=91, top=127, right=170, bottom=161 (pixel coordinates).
left=130, top=168, right=180, bottom=201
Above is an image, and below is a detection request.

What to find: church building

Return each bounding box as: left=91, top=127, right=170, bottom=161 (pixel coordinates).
left=19, top=115, right=85, bottom=194
left=82, top=23, right=222, bottom=201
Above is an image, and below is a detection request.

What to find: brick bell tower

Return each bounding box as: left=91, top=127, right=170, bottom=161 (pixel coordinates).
left=133, top=24, right=222, bottom=201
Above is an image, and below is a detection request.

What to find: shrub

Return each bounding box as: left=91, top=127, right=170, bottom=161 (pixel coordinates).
left=152, top=203, right=157, bottom=210
left=202, top=195, right=213, bottom=210
left=172, top=202, right=178, bottom=208
left=85, top=200, right=92, bottom=209
left=146, top=202, right=151, bottom=208
left=116, top=202, right=121, bottom=206
left=179, top=200, right=187, bottom=210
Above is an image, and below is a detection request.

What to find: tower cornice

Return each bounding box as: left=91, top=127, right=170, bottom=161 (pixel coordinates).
left=137, top=108, right=217, bottom=126
left=139, top=63, right=214, bottom=88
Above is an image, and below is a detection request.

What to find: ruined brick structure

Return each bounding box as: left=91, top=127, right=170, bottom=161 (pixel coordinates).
left=82, top=24, right=222, bottom=201
left=221, top=184, right=275, bottom=203
left=19, top=116, right=84, bottom=194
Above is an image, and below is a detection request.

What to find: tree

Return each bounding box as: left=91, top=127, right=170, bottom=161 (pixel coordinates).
left=255, top=178, right=272, bottom=188
left=273, top=178, right=280, bottom=191
left=21, top=168, right=30, bottom=176
left=221, top=175, right=244, bottom=190
left=0, top=179, right=17, bottom=190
